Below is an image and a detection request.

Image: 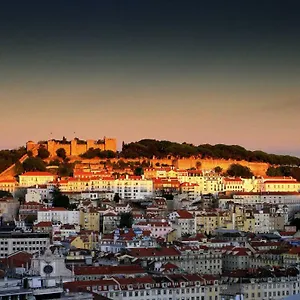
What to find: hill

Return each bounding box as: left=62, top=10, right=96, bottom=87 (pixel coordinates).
left=120, top=139, right=300, bottom=166
left=0, top=139, right=300, bottom=180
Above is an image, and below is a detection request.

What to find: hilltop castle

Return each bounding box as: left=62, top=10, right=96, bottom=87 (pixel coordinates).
left=26, top=137, right=117, bottom=157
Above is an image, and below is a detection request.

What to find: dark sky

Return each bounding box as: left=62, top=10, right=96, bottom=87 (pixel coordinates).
left=0, top=1, right=300, bottom=154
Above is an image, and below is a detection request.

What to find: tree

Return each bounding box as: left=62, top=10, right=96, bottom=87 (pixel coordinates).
left=22, top=157, right=46, bottom=172
left=214, top=166, right=223, bottom=174
left=290, top=218, right=300, bottom=231
left=58, top=163, right=74, bottom=177
left=14, top=161, right=24, bottom=176
left=266, top=166, right=283, bottom=177
left=134, top=167, right=144, bottom=176
left=51, top=187, right=70, bottom=208
left=113, top=193, right=121, bottom=203
left=56, top=148, right=67, bottom=160
left=226, top=164, right=254, bottom=178
left=119, top=212, right=133, bottom=228
left=0, top=190, right=12, bottom=198
left=48, top=159, right=61, bottom=166
left=37, top=147, right=50, bottom=159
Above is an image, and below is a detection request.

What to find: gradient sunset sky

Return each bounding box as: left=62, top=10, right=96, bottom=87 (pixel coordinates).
left=0, top=1, right=299, bottom=155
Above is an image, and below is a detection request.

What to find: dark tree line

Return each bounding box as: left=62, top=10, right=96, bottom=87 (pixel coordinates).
left=0, top=147, right=27, bottom=173
left=120, top=139, right=300, bottom=166
left=80, top=148, right=117, bottom=159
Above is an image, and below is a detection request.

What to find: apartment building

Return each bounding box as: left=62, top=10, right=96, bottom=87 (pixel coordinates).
left=0, top=197, right=20, bottom=221
left=0, top=179, right=18, bottom=194
left=37, top=207, right=80, bottom=225
left=0, top=232, right=50, bottom=257
left=19, top=171, right=55, bottom=187
left=132, top=220, right=173, bottom=239
left=64, top=274, right=221, bottom=300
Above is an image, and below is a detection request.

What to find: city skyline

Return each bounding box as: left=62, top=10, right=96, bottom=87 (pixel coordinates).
left=0, top=1, right=300, bottom=156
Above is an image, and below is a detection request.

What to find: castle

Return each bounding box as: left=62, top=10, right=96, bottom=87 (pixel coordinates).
left=26, top=137, right=117, bottom=157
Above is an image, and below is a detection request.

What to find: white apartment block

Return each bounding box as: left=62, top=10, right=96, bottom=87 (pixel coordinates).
left=0, top=232, right=50, bottom=257
left=219, top=192, right=300, bottom=218
left=254, top=210, right=271, bottom=233
left=37, top=207, right=80, bottom=225
left=58, top=175, right=153, bottom=200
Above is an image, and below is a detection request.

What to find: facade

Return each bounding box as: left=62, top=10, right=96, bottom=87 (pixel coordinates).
left=26, top=185, right=53, bottom=202
left=0, top=197, right=20, bottom=221
left=0, top=179, right=18, bottom=194
left=132, top=220, right=173, bottom=239
left=19, top=201, right=44, bottom=221
left=64, top=274, right=221, bottom=300
left=80, top=209, right=100, bottom=231
left=19, top=172, right=55, bottom=187
left=59, top=175, right=153, bottom=200
left=221, top=273, right=300, bottom=300
left=0, top=232, right=50, bottom=257
left=37, top=207, right=80, bottom=225
left=169, top=210, right=196, bottom=235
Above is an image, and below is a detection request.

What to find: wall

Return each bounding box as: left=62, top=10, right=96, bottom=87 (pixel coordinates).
left=149, top=158, right=268, bottom=175
left=26, top=138, right=117, bottom=158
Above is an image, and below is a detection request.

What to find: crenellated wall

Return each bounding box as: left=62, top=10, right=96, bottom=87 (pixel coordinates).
left=26, top=137, right=117, bottom=158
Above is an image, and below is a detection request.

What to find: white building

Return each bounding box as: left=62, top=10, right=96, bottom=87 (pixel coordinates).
left=132, top=220, right=173, bottom=239
left=0, top=232, right=50, bottom=257
left=37, top=207, right=80, bottom=225
left=254, top=209, right=271, bottom=233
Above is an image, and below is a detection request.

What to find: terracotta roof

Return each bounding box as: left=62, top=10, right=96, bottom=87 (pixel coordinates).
left=20, top=172, right=54, bottom=176
left=34, top=221, right=52, bottom=227
left=128, top=246, right=180, bottom=257
left=39, top=207, right=67, bottom=211
left=176, top=210, right=194, bottom=219
left=223, top=177, right=243, bottom=182
left=74, top=265, right=145, bottom=275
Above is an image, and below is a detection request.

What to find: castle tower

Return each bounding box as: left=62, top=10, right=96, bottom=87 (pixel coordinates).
left=26, top=141, right=37, bottom=153
left=70, top=139, right=78, bottom=156
left=47, top=140, right=56, bottom=157
left=104, top=137, right=117, bottom=152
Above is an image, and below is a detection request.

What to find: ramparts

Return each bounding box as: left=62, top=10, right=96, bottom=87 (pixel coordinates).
left=26, top=137, right=117, bottom=157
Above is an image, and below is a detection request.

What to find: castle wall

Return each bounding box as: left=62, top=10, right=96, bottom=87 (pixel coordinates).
left=48, top=142, right=71, bottom=157
left=104, top=138, right=117, bottom=152
left=26, top=138, right=117, bottom=158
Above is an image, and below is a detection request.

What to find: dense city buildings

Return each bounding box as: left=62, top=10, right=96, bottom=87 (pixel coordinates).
left=0, top=141, right=300, bottom=300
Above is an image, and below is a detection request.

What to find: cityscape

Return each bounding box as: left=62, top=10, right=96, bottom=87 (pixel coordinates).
left=0, top=137, right=300, bottom=299
left=1, top=1, right=300, bottom=300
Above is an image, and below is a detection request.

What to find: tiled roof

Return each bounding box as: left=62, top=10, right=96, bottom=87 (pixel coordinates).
left=20, top=172, right=54, bottom=176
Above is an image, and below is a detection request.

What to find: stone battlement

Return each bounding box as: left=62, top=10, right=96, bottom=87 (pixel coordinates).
left=26, top=137, right=117, bottom=157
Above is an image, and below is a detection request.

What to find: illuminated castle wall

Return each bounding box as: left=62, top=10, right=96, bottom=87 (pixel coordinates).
left=26, top=137, right=117, bottom=157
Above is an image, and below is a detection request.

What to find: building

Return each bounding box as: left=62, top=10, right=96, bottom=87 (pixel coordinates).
left=19, top=172, right=55, bottom=187
left=19, top=201, right=44, bottom=222
left=0, top=197, right=20, bottom=221
left=132, top=220, right=173, bottom=239
left=221, top=268, right=300, bottom=300
left=169, top=210, right=196, bottom=235
left=80, top=209, right=100, bottom=231
left=0, top=232, right=50, bottom=257
left=26, top=184, right=53, bottom=203
left=37, top=207, right=80, bottom=225
left=64, top=274, right=221, bottom=300
left=0, top=179, right=18, bottom=194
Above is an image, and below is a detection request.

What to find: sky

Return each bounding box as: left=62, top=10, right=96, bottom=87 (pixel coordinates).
left=0, top=1, right=300, bottom=155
